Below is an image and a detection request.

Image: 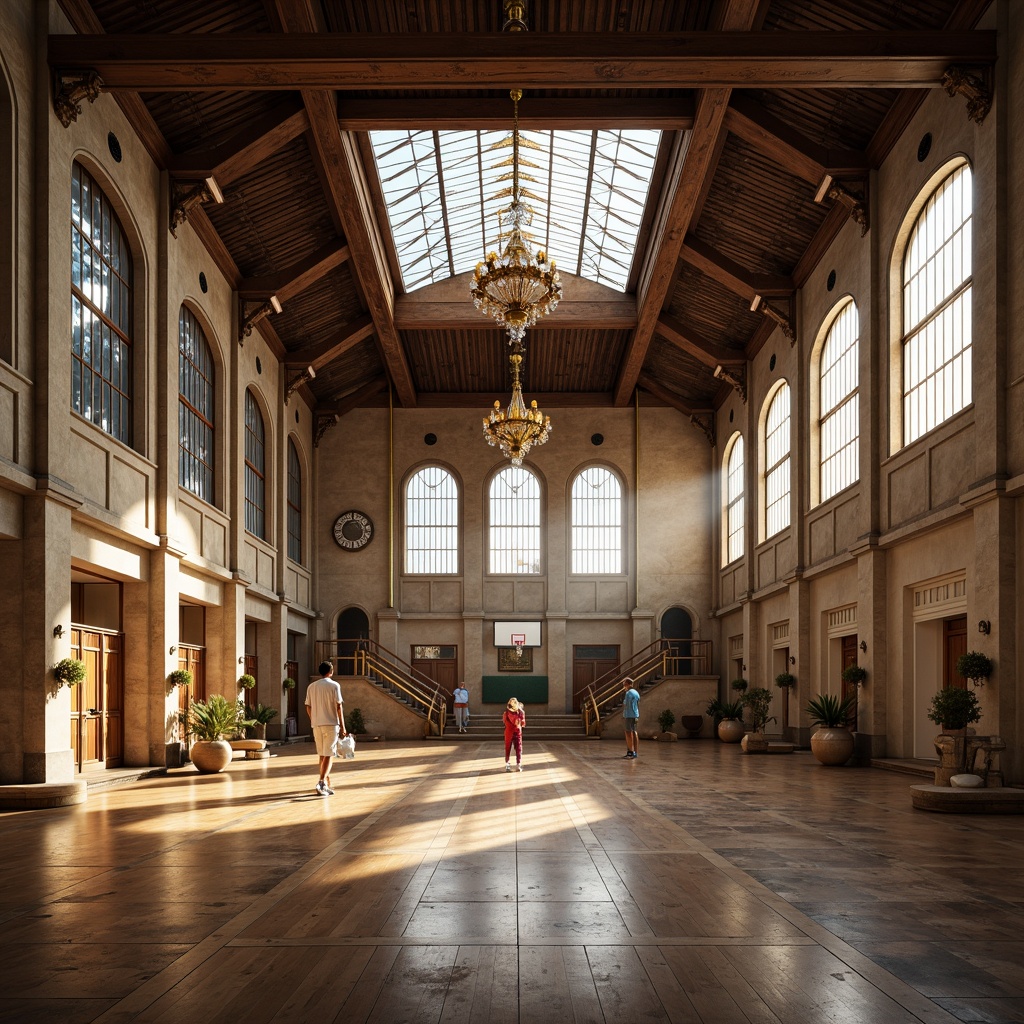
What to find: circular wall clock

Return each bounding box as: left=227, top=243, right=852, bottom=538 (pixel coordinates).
left=333, top=510, right=374, bottom=550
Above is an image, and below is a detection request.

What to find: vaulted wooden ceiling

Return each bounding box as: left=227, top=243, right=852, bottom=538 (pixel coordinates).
left=51, top=0, right=995, bottom=443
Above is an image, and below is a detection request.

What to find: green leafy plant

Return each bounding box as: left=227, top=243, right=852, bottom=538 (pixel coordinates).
left=348, top=707, right=367, bottom=735
left=53, top=657, right=86, bottom=688
left=740, top=687, right=776, bottom=733
left=841, top=664, right=867, bottom=686
left=927, top=686, right=982, bottom=731
left=168, top=668, right=193, bottom=689
left=775, top=672, right=796, bottom=689
left=179, top=695, right=254, bottom=742
left=805, top=693, right=857, bottom=729
left=249, top=703, right=279, bottom=725
left=657, top=708, right=676, bottom=733
left=955, top=651, right=993, bottom=688
left=237, top=673, right=256, bottom=690
left=730, top=678, right=748, bottom=693
left=718, top=699, right=744, bottom=721
left=282, top=677, right=297, bottom=691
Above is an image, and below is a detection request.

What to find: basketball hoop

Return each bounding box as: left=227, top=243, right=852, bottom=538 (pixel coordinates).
left=511, top=633, right=526, bottom=661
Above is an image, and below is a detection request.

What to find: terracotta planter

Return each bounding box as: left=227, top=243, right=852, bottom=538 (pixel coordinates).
left=190, top=739, right=233, bottom=774
left=717, top=719, right=744, bottom=743
left=741, top=732, right=769, bottom=754
left=810, top=727, right=854, bottom=766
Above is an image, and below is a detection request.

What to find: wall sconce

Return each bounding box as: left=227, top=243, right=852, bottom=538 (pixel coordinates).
left=789, top=655, right=796, bottom=665
left=52, top=625, right=64, bottom=639
left=978, top=620, right=991, bottom=635
left=859, top=640, right=867, bottom=652
left=741, top=663, right=746, bottom=672
left=238, top=656, right=245, bottom=665
left=169, top=645, right=177, bottom=655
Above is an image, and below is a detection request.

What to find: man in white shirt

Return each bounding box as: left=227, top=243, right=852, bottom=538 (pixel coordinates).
left=305, top=661, right=347, bottom=796
left=453, top=682, right=470, bottom=733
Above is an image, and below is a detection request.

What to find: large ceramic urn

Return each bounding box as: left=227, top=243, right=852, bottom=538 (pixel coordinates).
left=190, top=739, right=233, bottom=774
left=717, top=719, right=745, bottom=743
left=810, top=727, right=855, bottom=766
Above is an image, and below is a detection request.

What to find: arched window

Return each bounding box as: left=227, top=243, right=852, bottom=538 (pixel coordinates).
left=902, top=162, right=972, bottom=445
left=489, top=465, right=540, bottom=574
left=71, top=161, right=133, bottom=443
left=287, top=439, right=302, bottom=564
left=571, top=466, right=622, bottom=574
left=178, top=306, right=214, bottom=503
left=244, top=390, right=266, bottom=539
left=405, top=466, right=458, bottom=573
left=819, top=301, right=859, bottom=502
left=763, top=383, right=791, bottom=539
left=723, top=433, right=744, bottom=565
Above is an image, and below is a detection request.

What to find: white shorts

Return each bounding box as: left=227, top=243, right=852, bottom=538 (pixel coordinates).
left=313, top=724, right=340, bottom=757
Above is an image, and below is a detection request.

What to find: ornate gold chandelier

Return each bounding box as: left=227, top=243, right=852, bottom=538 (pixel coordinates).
left=483, top=342, right=552, bottom=467
left=470, top=88, right=561, bottom=345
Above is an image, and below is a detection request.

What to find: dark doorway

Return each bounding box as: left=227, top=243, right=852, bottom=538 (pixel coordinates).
left=944, top=616, right=968, bottom=688
left=336, top=607, right=370, bottom=675
left=660, top=607, right=693, bottom=675
left=840, top=634, right=859, bottom=731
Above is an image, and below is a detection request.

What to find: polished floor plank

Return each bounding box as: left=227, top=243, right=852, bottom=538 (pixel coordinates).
left=4, top=739, right=1024, bottom=1022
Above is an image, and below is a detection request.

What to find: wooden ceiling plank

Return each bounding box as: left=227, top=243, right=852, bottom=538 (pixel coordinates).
left=168, top=99, right=310, bottom=184
left=394, top=296, right=637, bottom=330
left=724, top=95, right=868, bottom=184
left=48, top=31, right=996, bottom=91
left=319, top=374, right=389, bottom=416
left=415, top=392, right=615, bottom=409
left=238, top=239, right=350, bottom=301
left=337, top=95, right=695, bottom=131
left=680, top=234, right=793, bottom=302
left=636, top=371, right=697, bottom=415
left=657, top=313, right=738, bottom=368
left=286, top=313, right=375, bottom=372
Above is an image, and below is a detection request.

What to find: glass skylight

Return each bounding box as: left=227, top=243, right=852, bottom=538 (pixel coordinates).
left=370, top=127, right=661, bottom=294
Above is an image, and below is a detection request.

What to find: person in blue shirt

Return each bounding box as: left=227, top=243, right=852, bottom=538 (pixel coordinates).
left=621, top=676, right=640, bottom=759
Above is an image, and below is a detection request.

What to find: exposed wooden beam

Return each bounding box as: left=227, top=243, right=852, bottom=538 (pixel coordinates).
left=724, top=94, right=868, bottom=184
left=238, top=240, right=350, bottom=302
left=791, top=202, right=850, bottom=288
left=337, top=96, right=694, bottom=131
left=637, top=372, right=716, bottom=446
left=48, top=32, right=996, bottom=91
left=413, top=392, right=615, bottom=409
left=285, top=314, right=375, bottom=373
left=270, top=0, right=416, bottom=406
left=167, top=100, right=309, bottom=184
left=319, top=375, right=389, bottom=416
left=657, top=313, right=740, bottom=368
left=393, top=296, right=637, bottom=331
left=679, top=235, right=793, bottom=302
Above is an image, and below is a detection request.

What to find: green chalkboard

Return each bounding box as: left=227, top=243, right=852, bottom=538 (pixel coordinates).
left=481, top=676, right=548, bottom=704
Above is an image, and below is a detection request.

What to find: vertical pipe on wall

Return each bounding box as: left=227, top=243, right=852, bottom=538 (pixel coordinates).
left=635, top=388, right=640, bottom=610
left=388, top=383, right=394, bottom=609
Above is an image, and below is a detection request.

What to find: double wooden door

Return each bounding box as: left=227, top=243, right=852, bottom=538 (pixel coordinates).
left=572, top=645, right=620, bottom=711
left=70, top=627, right=124, bottom=771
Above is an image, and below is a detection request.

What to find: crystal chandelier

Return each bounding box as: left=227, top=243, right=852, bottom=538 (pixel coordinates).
left=471, top=87, right=562, bottom=345
left=483, top=342, right=552, bottom=467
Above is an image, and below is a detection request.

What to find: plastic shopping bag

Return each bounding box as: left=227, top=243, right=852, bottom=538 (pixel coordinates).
left=338, top=734, right=356, bottom=760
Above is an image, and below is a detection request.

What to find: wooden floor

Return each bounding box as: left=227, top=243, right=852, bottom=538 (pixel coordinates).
left=2, top=739, right=1023, bottom=1024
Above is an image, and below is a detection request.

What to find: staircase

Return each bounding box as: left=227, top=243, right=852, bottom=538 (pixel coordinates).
left=429, top=712, right=586, bottom=740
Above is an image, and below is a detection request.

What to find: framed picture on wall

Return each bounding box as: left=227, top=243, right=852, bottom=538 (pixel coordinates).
left=498, top=648, right=533, bottom=672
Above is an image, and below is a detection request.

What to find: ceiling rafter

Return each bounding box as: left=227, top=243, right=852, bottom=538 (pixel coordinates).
left=285, top=314, right=376, bottom=374
left=48, top=32, right=996, bottom=91
left=680, top=235, right=793, bottom=303
left=657, top=313, right=740, bottom=368
left=319, top=375, right=390, bottom=416
left=167, top=99, right=310, bottom=185
left=238, top=240, right=350, bottom=302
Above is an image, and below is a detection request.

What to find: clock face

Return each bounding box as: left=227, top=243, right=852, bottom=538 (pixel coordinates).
left=333, top=510, right=374, bottom=550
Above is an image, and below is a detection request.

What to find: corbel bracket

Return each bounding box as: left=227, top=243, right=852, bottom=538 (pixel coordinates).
left=285, top=365, right=316, bottom=401
left=170, top=176, right=224, bottom=237
left=314, top=412, right=339, bottom=448
left=713, top=362, right=747, bottom=403
left=750, top=295, right=796, bottom=345
left=942, top=65, right=992, bottom=125
left=53, top=71, right=103, bottom=128
left=815, top=174, right=868, bottom=236
left=689, top=412, right=716, bottom=448
left=239, top=295, right=282, bottom=345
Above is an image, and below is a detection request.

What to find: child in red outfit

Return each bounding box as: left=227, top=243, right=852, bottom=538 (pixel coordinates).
left=503, top=697, right=526, bottom=771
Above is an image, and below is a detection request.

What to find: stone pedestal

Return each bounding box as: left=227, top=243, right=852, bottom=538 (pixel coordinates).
left=932, top=733, right=1005, bottom=787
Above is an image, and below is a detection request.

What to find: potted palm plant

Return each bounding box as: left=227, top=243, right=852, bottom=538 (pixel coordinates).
left=707, top=697, right=745, bottom=743
left=248, top=702, right=279, bottom=741
left=805, top=693, right=857, bottom=765
left=179, top=695, right=254, bottom=773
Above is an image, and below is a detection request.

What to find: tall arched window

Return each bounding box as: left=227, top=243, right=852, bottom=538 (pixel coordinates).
left=902, top=162, right=972, bottom=445
left=71, top=161, right=133, bottom=443
left=406, top=466, right=459, bottom=573
left=571, top=466, right=622, bottom=573
left=178, top=306, right=214, bottom=503
left=287, top=438, right=302, bottom=564
left=763, top=382, right=791, bottom=539
left=723, top=433, right=744, bottom=565
left=489, top=465, right=540, bottom=574
left=244, top=389, right=266, bottom=539
left=819, top=301, right=859, bottom=502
